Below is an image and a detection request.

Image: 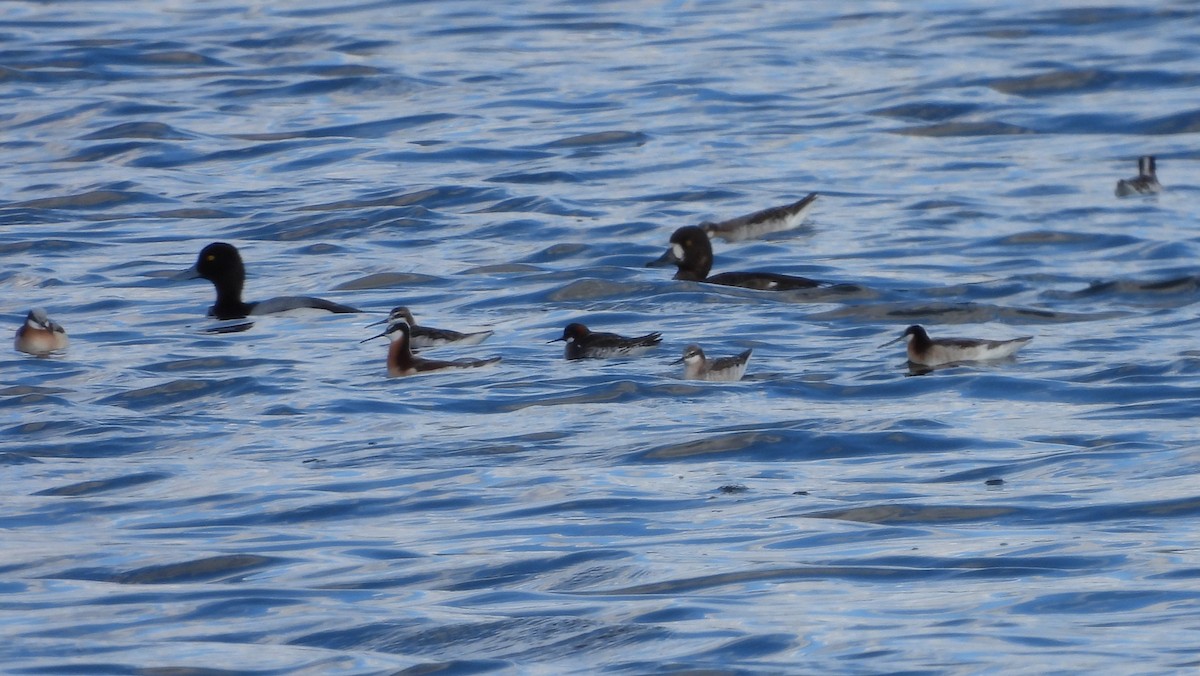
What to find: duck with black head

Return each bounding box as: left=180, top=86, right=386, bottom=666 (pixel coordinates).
left=175, top=242, right=361, bottom=320
left=647, top=225, right=824, bottom=291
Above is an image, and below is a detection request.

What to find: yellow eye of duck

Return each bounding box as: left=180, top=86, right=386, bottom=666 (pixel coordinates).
left=206, top=254, right=215, bottom=261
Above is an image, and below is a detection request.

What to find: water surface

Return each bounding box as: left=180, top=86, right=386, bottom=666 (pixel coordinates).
left=4, top=1, right=1200, bottom=673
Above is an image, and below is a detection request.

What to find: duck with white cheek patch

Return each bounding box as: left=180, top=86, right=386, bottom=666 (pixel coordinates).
left=647, top=225, right=824, bottom=291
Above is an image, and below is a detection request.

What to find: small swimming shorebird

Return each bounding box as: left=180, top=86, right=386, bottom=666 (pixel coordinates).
left=674, top=344, right=752, bottom=381
left=1115, top=156, right=1162, bottom=197
left=14, top=308, right=69, bottom=355
left=362, top=322, right=500, bottom=377
left=700, top=193, right=818, bottom=242
left=881, top=325, right=1032, bottom=367
left=551, top=322, right=663, bottom=360
left=368, top=306, right=493, bottom=349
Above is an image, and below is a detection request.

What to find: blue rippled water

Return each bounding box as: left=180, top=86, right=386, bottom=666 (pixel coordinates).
left=4, top=1, right=1200, bottom=672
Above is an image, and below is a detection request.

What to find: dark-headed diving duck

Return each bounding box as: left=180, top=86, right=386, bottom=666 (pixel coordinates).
left=647, top=225, right=822, bottom=291
left=176, top=242, right=361, bottom=320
